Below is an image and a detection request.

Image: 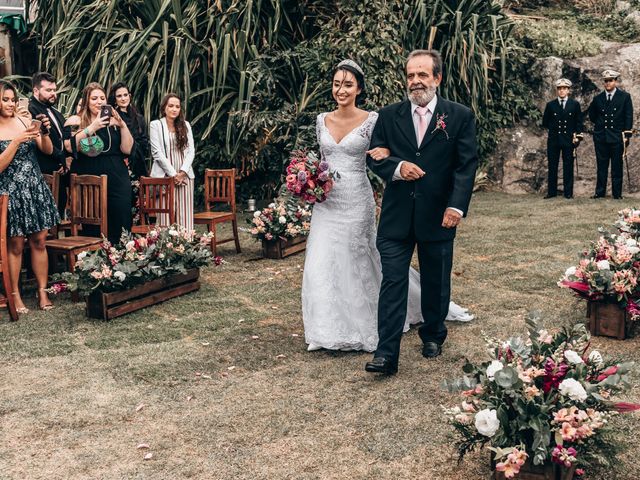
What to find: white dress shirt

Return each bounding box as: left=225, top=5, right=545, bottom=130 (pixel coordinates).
left=390, top=95, right=463, bottom=216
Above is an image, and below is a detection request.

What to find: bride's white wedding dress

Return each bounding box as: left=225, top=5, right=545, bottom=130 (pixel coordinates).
left=302, top=111, right=472, bottom=352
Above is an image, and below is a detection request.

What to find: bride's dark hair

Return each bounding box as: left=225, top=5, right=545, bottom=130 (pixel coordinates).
left=332, top=64, right=367, bottom=106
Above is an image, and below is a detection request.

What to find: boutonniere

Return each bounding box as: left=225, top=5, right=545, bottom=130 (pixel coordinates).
left=431, top=113, right=449, bottom=140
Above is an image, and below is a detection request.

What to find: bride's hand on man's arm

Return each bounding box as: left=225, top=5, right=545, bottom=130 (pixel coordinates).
left=367, top=147, right=390, bottom=161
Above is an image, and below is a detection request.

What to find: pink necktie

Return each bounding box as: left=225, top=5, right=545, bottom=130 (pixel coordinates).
left=415, top=106, right=428, bottom=145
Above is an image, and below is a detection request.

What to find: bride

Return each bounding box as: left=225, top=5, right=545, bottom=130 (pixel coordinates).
left=302, top=59, right=472, bottom=352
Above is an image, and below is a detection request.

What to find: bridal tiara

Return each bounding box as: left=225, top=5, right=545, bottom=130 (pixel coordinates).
left=337, top=59, right=364, bottom=77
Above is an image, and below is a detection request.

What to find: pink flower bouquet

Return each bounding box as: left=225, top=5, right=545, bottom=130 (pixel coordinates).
left=285, top=149, right=339, bottom=204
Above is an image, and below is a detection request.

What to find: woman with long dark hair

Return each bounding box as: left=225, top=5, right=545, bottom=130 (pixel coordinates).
left=0, top=81, right=60, bottom=313
left=149, top=93, right=195, bottom=229
left=64, top=82, right=134, bottom=243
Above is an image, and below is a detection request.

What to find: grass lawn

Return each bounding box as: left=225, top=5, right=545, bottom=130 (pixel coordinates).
left=1, top=192, right=640, bottom=480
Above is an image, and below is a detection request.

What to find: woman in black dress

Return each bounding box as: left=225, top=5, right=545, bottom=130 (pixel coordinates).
left=64, top=82, right=133, bottom=244
left=0, top=81, right=60, bottom=313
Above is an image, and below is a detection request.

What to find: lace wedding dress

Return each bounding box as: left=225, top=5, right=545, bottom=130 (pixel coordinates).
left=302, top=111, right=472, bottom=352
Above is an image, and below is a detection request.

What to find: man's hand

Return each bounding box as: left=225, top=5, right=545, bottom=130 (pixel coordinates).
left=367, top=147, right=390, bottom=161
left=400, top=162, right=425, bottom=181
left=442, top=208, right=462, bottom=229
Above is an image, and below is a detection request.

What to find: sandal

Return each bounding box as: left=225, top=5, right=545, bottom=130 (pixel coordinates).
left=37, top=288, right=54, bottom=311
left=11, top=292, right=29, bottom=314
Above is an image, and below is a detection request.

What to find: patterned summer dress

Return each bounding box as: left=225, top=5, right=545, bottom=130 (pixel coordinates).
left=0, top=139, right=60, bottom=237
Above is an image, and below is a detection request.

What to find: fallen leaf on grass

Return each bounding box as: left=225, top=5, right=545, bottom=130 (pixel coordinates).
left=135, top=403, right=146, bottom=412
left=201, top=342, right=210, bottom=346
left=251, top=335, right=259, bottom=339
left=276, top=354, right=286, bottom=359
left=291, top=334, right=299, bottom=337
left=271, top=306, right=278, bottom=310
left=195, top=372, right=202, bottom=377
left=137, top=443, right=150, bottom=450
left=221, top=372, right=229, bottom=378
left=143, top=453, right=153, bottom=460
left=238, top=319, right=245, bottom=323
left=201, top=374, right=212, bottom=379
left=227, top=366, right=236, bottom=371
left=186, top=395, right=194, bottom=401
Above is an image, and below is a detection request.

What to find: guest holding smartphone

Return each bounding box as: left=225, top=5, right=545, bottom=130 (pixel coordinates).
left=149, top=93, right=195, bottom=230
left=0, top=81, right=60, bottom=313
left=28, top=72, right=71, bottom=216
left=64, top=82, right=133, bottom=243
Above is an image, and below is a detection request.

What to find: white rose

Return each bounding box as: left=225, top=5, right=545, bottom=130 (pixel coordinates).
left=559, top=378, right=588, bottom=401
left=114, top=271, right=126, bottom=281
left=474, top=409, right=500, bottom=437
left=78, top=251, right=88, bottom=260
left=588, top=350, right=604, bottom=366
left=629, top=246, right=640, bottom=255
left=125, top=240, right=135, bottom=250
left=253, top=211, right=261, bottom=218
left=486, top=360, right=504, bottom=381
left=564, top=350, right=584, bottom=365
left=268, top=203, right=276, bottom=208
left=564, top=266, right=577, bottom=277
left=626, top=238, right=638, bottom=247
left=279, top=216, right=287, bottom=224
left=169, top=229, right=179, bottom=236
left=596, top=260, right=610, bottom=270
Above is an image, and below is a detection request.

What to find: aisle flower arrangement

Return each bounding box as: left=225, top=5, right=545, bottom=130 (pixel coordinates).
left=248, top=195, right=312, bottom=242
left=443, top=314, right=638, bottom=478
left=48, top=225, right=219, bottom=295
left=558, top=229, right=640, bottom=320
left=284, top=149, right=339, bottom=204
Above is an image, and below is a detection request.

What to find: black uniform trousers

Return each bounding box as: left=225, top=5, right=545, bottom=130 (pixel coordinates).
left=375, top=233, right=453, bottom=365
left=594, top=140, right=624, bottom=198
left=547, top=142, right=574, bottom=197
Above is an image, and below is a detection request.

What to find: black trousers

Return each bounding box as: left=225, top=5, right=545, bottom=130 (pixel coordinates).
left=375, top=234, right=453, bottom=365
left=547, top=142, right=574, bottom=197
left=594, top=140, right=624, bottom=198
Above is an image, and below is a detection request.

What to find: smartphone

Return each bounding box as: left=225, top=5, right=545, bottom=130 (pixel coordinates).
left=18, top=97, right=29, bottom=110
left=30, top=119, right=42, bottom=132
left=100, top=105, right=113, bottom=118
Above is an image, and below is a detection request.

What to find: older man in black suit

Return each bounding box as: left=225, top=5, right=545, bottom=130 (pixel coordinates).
left=588, top=69, right=634, bottom=199
left=542, top=78, right=584, bottom=199
left=364, top=49, right=478, bottom=375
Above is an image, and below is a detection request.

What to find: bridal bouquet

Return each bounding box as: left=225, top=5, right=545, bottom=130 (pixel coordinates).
left=558, top=229, right=640, bottom=320
left=47, top=225, right=219, bottom=295
left=248, top=195, right=312, bottom=241
left=285, top=149, right=338, bottom=204
left=443, top=314, right=638, bottom=478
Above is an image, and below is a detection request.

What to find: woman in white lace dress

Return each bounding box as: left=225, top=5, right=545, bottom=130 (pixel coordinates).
left=302, top=60, right=471, bottom=352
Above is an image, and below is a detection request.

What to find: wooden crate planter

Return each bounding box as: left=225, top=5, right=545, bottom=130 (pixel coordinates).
left=262, top=236, right=306, bottom=259
left=86, top=268, right=200, bottom=320
left=493, top=458, right=575, bottom=480
left=587, top=301, right=628, bottom=339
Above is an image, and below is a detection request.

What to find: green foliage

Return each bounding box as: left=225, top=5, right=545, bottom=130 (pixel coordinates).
left=513, top=18, right=602, bottom=59
left=33, top=0, right=521, bottom=200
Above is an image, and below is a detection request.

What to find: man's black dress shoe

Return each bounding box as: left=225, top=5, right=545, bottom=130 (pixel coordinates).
left=422, top=342, right=442, bottom=358
left=591, top=194, right=604, bottom=199
left=365, top=357, right=397, bottom=375
left=564, top=195, right=573, bottom=199
left=543, top=194, right=557, bottom=199
left=614, top=196, right=624, bottom=200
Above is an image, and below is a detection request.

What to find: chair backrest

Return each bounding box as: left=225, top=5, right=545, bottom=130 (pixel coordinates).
left=203, top=168, right=237, bottom=213
left=69, top=174, right=108, bottom=236
left=137, top=176, right=175, bottom=227
left=42, top=171, right=60, bottom=206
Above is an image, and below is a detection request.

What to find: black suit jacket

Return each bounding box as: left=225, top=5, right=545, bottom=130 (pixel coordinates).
left=367, top=98, right=478, bottom=242
left=28, top=96, right=67, bottom=174
left=542, top=98, right=583, bottom=148
left=588, top=89, right=633, bottom=144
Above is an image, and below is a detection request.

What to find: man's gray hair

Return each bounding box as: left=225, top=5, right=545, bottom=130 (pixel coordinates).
left=407, top=49, right=443, bottom=78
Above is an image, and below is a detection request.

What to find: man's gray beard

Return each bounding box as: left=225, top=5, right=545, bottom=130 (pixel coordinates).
left=407, top=86, right=437, bottom=106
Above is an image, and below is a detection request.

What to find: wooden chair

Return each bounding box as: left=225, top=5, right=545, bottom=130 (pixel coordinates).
left=194, top=168, right=241, bottom=256
left=131, top=177, right=175, bottom=235
left=42, top=171, right=71, bottom=237
left=0, top=194, right=18, bottom=321
left=46, top=174, right=108, bottom=299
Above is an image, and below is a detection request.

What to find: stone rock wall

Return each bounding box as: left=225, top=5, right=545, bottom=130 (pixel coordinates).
left=492, top=42, right=640, bottom=197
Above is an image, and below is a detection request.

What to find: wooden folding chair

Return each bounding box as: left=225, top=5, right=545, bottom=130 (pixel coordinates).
left=193, top=168, right=241, bottom=256
left=0, top=194, right=18, bottom=321
left=131, top=177, right=175, bottom=235
left=46, top=174, right=108, bottom=299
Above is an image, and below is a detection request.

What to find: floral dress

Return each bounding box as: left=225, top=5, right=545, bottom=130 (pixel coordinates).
left=0, top=139, right=60, bottom=237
